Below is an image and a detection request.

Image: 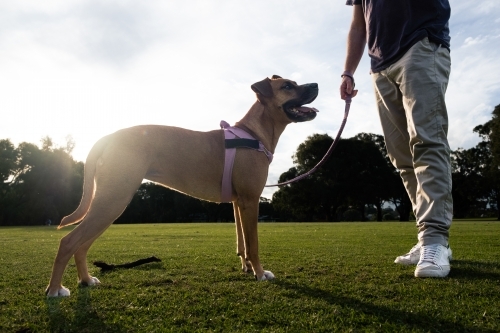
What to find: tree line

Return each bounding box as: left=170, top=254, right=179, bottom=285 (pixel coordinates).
left=1, top=104, right=499, bottom=226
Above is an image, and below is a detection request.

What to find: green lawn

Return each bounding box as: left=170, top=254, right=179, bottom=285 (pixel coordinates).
left=0, top=221, right=499, bottom=332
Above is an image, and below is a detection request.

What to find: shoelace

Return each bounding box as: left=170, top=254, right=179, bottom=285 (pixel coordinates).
left=420, top=245, right=442, bottom=264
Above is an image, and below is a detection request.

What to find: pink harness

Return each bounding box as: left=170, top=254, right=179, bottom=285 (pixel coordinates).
left=220, top=120, right=273, bottom=202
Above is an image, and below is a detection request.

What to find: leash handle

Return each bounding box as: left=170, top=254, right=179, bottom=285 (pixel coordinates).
left=265, top=97, right=351, bottom=187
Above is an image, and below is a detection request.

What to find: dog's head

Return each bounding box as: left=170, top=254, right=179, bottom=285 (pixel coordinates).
left=251, top=75, right=318, bottom=123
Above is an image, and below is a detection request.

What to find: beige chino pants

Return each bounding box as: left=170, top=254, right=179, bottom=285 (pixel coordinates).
left=372, top=37, right=452, bottom=246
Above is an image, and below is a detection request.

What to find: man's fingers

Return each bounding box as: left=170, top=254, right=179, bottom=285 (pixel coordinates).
left=340, top=77, right=354, bottom=100
left=344, top=77, right=354, bottom=93
left=340, top=77, right=358, bottom=100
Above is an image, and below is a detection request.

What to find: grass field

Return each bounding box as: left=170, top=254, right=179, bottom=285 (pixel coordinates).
left=0, top=221, right=499, bottom=333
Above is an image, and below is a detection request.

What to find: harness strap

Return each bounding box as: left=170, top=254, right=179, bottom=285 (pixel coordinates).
left=220, top=120, right=273, bottom=202
left=225, top=138, right=259, bottom=149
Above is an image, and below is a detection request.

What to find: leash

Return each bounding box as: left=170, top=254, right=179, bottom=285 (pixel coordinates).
left=265, top=96, right=352, bottom=187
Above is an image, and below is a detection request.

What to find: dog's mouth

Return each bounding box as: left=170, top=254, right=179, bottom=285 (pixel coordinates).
left=285, top=105, right=319, bottom=122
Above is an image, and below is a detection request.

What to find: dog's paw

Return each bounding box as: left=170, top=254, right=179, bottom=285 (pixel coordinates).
left=242, top=261, right=253, bottom=274
left=78, top=276, right=101, bottom=287
left=46, top=286, right=71, bottom=298
left=255, top=270, right=275, bottom=281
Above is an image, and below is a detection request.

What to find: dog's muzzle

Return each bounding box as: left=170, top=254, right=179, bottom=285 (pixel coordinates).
left=283, top=83, right=319, bottom=122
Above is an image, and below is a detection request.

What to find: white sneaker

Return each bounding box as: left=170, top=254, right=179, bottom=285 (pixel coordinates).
left=414, top=244, right=451, bottom=278
left=395, top=243, right=453, bottom=265
left=394, top=244, right=421, bottom=265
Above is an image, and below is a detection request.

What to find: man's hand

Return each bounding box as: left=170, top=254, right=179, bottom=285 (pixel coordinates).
left=340, top=73, right=358, bottom=100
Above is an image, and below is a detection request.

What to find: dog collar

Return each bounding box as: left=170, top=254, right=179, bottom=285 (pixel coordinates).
left=220, top=120, right=273, bottom=202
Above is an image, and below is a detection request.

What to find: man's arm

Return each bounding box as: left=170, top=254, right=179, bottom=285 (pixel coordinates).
left=340, top=4, right=366, bottom=99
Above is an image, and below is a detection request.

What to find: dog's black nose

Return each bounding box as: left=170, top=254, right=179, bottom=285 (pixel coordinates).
left=307, top=83, right=318, bottom=89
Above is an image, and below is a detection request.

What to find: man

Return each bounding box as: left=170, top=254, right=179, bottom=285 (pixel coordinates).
left=340, top=0, right=453, bottom=278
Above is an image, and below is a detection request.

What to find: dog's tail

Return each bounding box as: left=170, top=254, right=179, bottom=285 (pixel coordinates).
left=58, top=136, right=109, bottom=229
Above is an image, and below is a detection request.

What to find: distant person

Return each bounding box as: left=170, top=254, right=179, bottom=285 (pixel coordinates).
left=340, top=0, right=453, bottom=277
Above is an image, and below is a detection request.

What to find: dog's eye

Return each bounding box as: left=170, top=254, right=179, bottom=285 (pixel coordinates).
left=282, top=83, right=293, bottom=90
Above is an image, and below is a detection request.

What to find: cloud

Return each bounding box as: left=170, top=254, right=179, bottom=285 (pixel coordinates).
left=462, top=34, right=500, bottom=47
left=462, top=35, right=487, bottom=47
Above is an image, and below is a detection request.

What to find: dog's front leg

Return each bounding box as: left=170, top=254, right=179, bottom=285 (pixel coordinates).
left=235, top=198, right=274, bottom=281
left=233, top=203, right=252, bottom=273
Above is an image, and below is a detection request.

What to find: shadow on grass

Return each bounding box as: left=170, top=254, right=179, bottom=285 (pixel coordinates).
left=449, top=260, right=500, bottom=280
left=93, top=262, right=165, bottom=275
left=274, top=280, right=496, bottom=333
left=46, top=287, right=124, bottom=333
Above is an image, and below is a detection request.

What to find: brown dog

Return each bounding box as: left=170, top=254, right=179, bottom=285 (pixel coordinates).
left=45, top=75, right=318, bottom=297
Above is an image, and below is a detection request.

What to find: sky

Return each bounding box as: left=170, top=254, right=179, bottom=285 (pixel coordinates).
left=1, top=0, right=499, bottom=199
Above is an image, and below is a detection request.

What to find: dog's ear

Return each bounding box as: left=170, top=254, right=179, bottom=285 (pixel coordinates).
left=271, top=75, right=282, bottom=79
left=251, top=77, right=274, bottom=101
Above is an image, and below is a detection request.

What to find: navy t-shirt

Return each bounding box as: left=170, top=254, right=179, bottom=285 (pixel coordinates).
left=346, top=0, right=451, bottom=73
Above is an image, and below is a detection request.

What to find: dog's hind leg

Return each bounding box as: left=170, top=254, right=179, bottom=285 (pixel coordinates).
left=233, top=203, right=252, bottom=273
left=46, top=217, right=113, bottom=296
left=235, top=198, right=274, bottom=281
left=46, top=158, right=146, bottom=297
left=73, top=231, right=107, bottom=287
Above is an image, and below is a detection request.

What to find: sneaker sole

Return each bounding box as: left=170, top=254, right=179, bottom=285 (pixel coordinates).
left=415, top=266, right=450, bottom=278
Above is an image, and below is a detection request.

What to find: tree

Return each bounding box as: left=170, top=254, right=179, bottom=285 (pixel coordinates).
left=489, top=104, right=500, bottom=168
left=0, top=139, right=17, bottom=183
left=482, top=104, right=500, bottom=219
left=116, top=182, right=235, bottom=223
left=450, top=104, right=500, bottom=219
left=0, top=139, right=19, bottom=223
left=272, top=134, right=399, bottom=221
left=258, top=197, right=275, bottom=220
left=353, top=133, right=411, bottom=221
left=272, top=167, right=325, bottom=221
left=471, top=107, right=500, bottom=218
left=451, top=147, right=490, bottom=217
left=0, top=138, right=83, bottom=226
